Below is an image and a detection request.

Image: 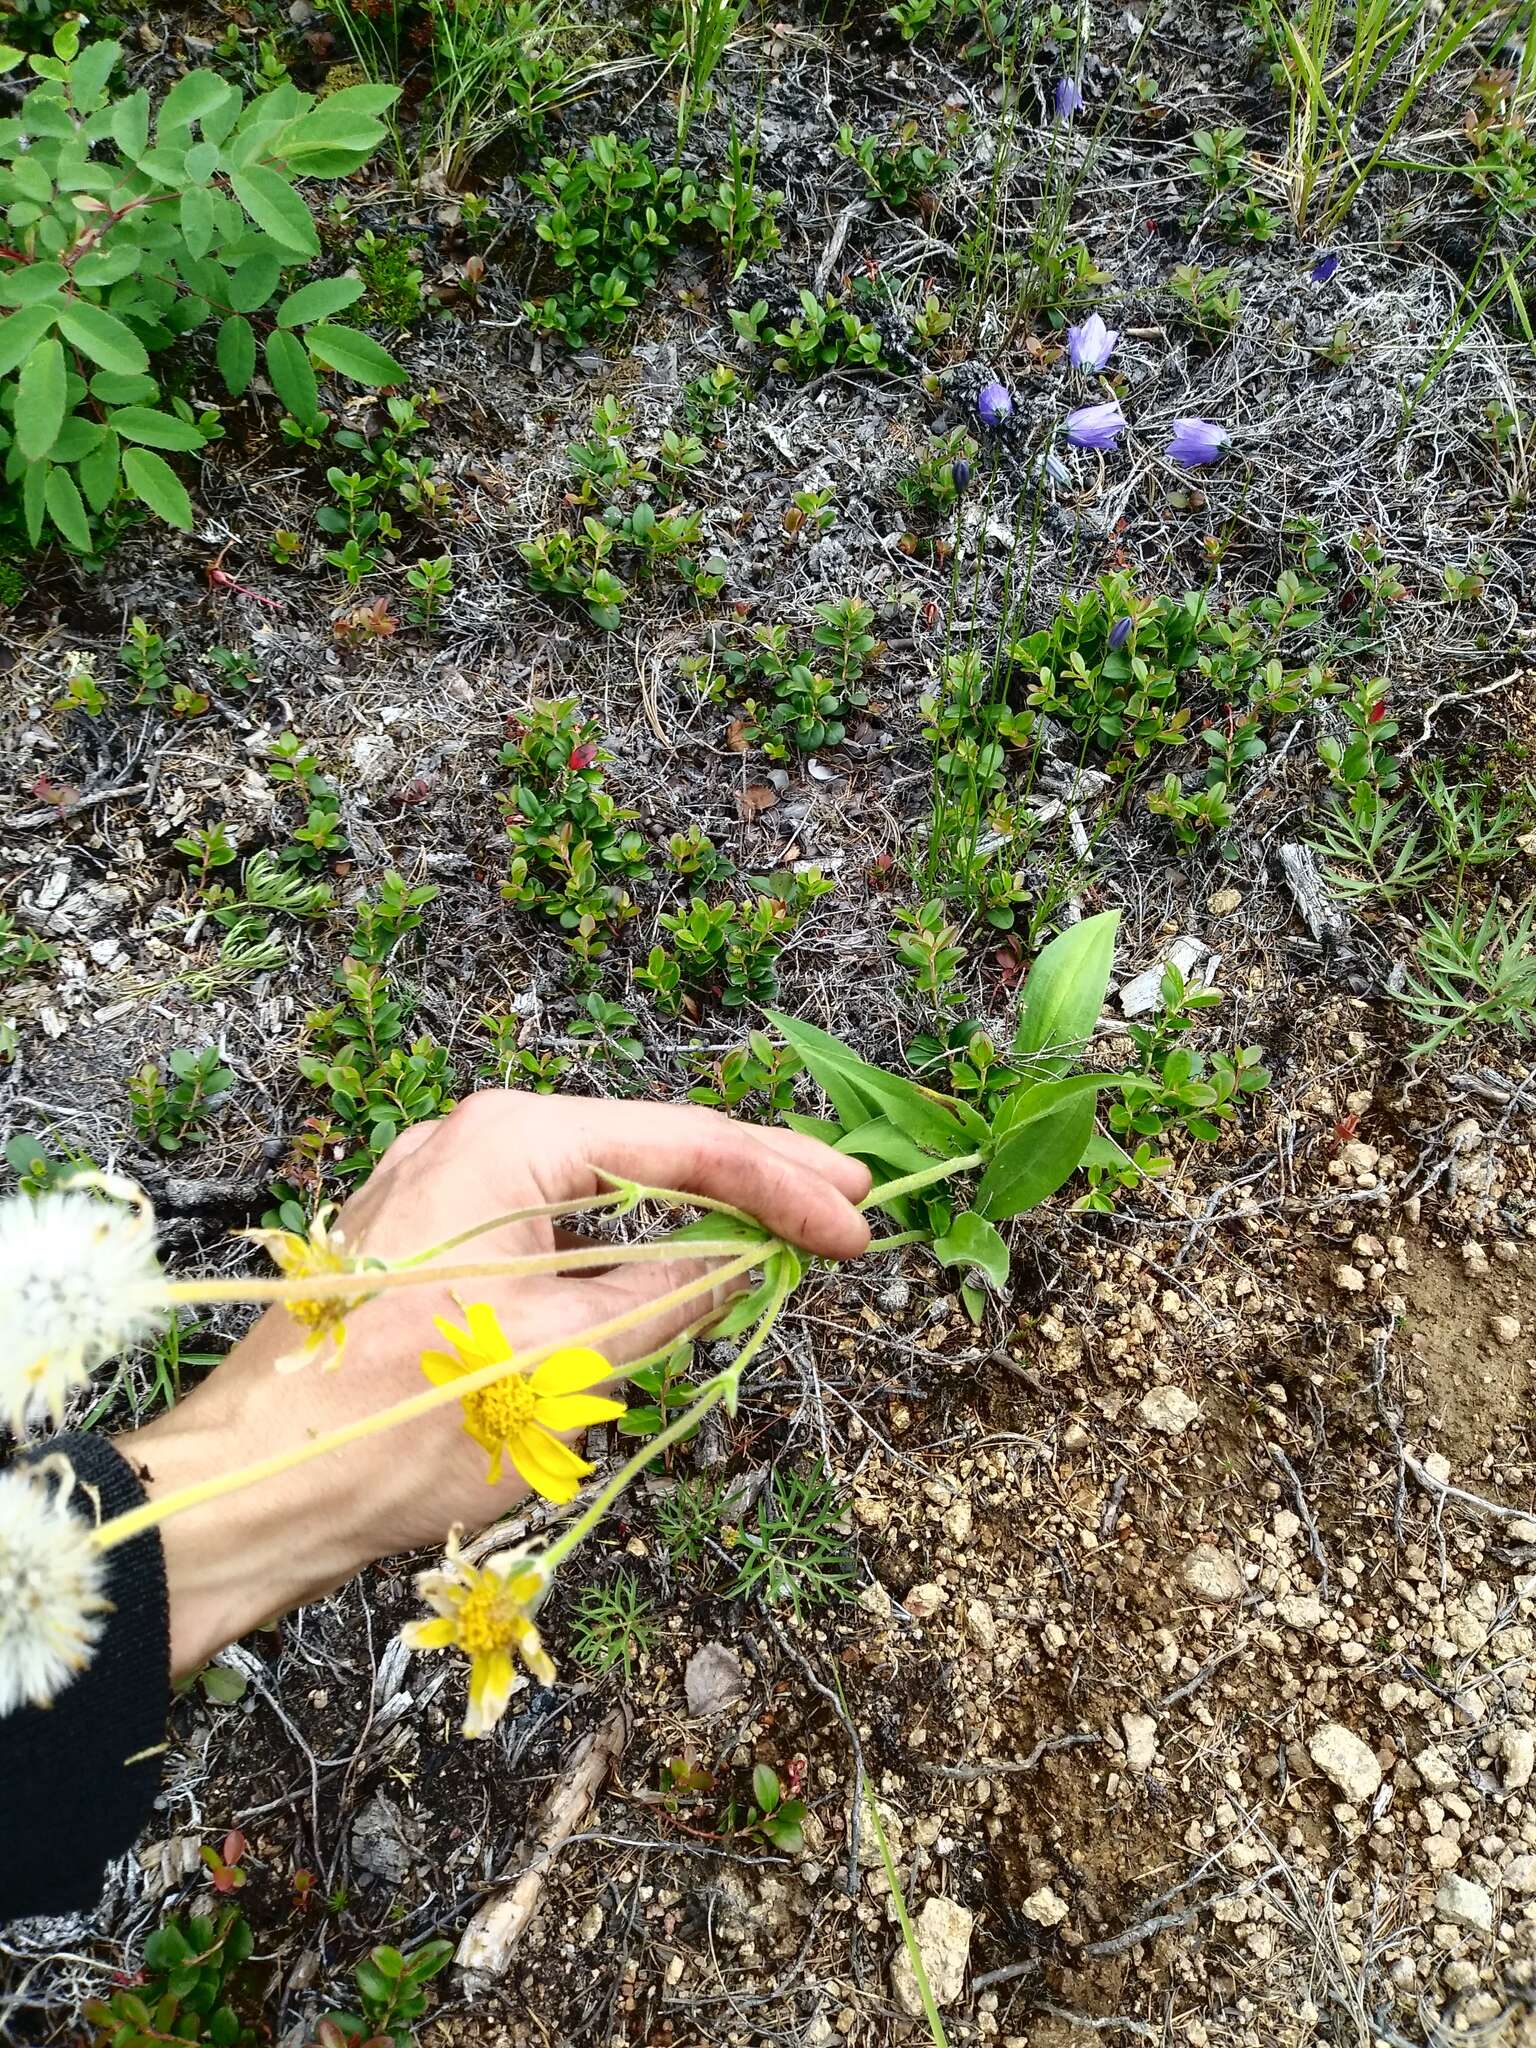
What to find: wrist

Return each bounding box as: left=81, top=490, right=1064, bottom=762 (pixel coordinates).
left=113, top=1315, right=362, bottom=1680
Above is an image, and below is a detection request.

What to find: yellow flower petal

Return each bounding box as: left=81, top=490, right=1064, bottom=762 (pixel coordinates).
left=464, top=1301, right=511, bottom=1356
left=401, top=1616, right=457, bottom=1649
left=508, top=1427, right=589, bottom=1504
left=420, top=1351, right=464, bottom=1386
left=528, top=1345, right=611, bottom=1397
left=534, top=1392, right=628, bottom=1432
left=465, top=1646, right=516, bottom=1737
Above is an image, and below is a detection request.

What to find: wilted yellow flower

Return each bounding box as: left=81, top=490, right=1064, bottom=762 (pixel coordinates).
left=403, top=1539, right=554, bottom=1736
left=242, top=1205, right=378, bottom=1370
left=420, top=1303, right=623, bottom=1499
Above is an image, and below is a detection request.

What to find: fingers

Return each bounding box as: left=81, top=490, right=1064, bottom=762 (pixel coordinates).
left=750, top=1122, right=873, bottom=1207
left=440, top=1093, right=870, bottom=1259
left=546, top=1100, right=870, bottom=1259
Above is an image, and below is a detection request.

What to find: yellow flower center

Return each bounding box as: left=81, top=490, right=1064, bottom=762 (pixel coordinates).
left=464, top=1373, right=537, bottom=1447
left=455, top=1577, right=532, bottom=1657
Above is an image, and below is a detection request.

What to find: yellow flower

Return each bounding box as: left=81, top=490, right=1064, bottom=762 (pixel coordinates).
left=241, top=1204, right=379, bottom=1371
left=420, top=1303, right=624, bottom=1499
left=402, top=1539, right=554, bottom=1736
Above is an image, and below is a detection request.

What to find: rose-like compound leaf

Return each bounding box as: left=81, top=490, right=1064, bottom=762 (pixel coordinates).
left=304, top=322, right=405, bottom=386
left=15, top=336, right=66, bottom=461
left=121, top=445, right=194, bottom=529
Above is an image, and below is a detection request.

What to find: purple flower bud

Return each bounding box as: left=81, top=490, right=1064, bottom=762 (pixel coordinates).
left=951, top=456, right=972, bottom=492
left=1311, top=251, right=1341, bottom=285
left=1044, top=451, right=1070, bottom=486
left=1064, top=398, right=1127, bottom=452
left=1067, top=311, right=1119, bottom=373
left=1055, top=76, right=1085, bottom=120
left=1107, top=615, right=1133, bottom=651
left=976, top=381, right=1013, bottom=428
left=1167, top=416, right=1230, bottom=466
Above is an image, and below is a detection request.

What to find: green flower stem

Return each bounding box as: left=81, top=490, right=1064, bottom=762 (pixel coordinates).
left=543, top=1253, right=795, bottom=1577
left=862, top=1229, right=928, bottom=1254
left=94, top=1246, right=766, bottom=1556
left=157, top=1234, right=751, bottom=1309
left=860, top=1153, right=983, bottom=1210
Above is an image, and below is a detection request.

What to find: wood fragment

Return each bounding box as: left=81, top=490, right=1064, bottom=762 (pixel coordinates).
left=455, top=1704, right=630, bottom=1976
left=1276, top=842, right=1347, bottom=944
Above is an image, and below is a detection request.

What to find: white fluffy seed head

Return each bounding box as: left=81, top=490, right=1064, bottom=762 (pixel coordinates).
left=0, top=1182, right=168, bottom=1438
left=0, top=1458, right=110, bottom=1715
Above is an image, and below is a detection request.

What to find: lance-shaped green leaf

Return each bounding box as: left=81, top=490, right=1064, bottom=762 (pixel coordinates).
left=229, top=163, right=318, bottom=257
left=974, top=1074, right=1129, bottom=1220
left=305, top=323, right=405, bottom=386
left=121, top=445, right=193, bottom=529
left=1011, top=910, right=1118, bottom=1078
left=764, top=1009, right=976, bottom=1158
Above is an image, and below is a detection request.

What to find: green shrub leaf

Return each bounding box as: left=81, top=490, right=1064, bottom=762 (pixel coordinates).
left=109, top=406, right=207, bottom=451
left=230, top=163, right=319, bottom=257
left=15, top=336, right=66, bottom=460
left=55, top=298, right=149, bottom=374
left=305, top=322, right=405, bottom=386
left=276, top=275, right=366, bottom=327
left=0, top=304, right=57, bottom=380
left=77, top=430, right=120, bottom=512
left=215, top=314, right=255, bottom=396
left=265, top=326, right=319, bottom=424
left=122, top=446, right=194, bottom=529
left=43, top=464, right=91, bottom=549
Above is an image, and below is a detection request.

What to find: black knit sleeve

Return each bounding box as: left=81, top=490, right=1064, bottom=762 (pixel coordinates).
left=0, top=1432, right=170, bottom=1924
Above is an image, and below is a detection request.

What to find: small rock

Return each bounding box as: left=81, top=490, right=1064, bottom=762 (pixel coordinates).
left=1181, top=1544, right=1245, bottom=1604
left=1277, top=1594, right=1325, bottom=1630
left=1415, top=1747, right=1460, bottom=1793
left=1499, top=1726, right=1535, bottom=1792
left=350, top=1791, right=421, bottom=1884
left=577, top=1903, right=604, bottom=1943
left=1338, top=1140, right=1380, bottom=1174
left=1505, top=1854, right=1536, bottom=1894
left=685, top=1641, right=745, bottom=1718
left=904, top=1582, right=946, bottom=1621
left=1443, top=1958, right=1479, bottom=1993
left=1435, top=1873, right=1493, bottom=1936
left=1332, top=1264, right=1366, bottom=1294
left=1138, top=1386, right=1200, bottom=1436
left=1122, top=1713, right=1157, bottom=1774
left=965, top=1598, right=997, bottom=1651
left=858, top=1582, right=894, bottom=1624
left=1490, top=1314, right=1522, bottom=1346
left=1308, top=1722, right=1382, bottom=1805
left=890, top=1897, right=974, bottom=2018
left=1206, top=888, right=1242, bottom=917
left=943, top=1498, right=974, bottom=1546
left=1022, top=1886, right=1069, bottom=1928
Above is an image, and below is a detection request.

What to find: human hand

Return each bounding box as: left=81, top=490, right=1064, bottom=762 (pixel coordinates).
left=116, top=1094, right=870, bottom=1677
